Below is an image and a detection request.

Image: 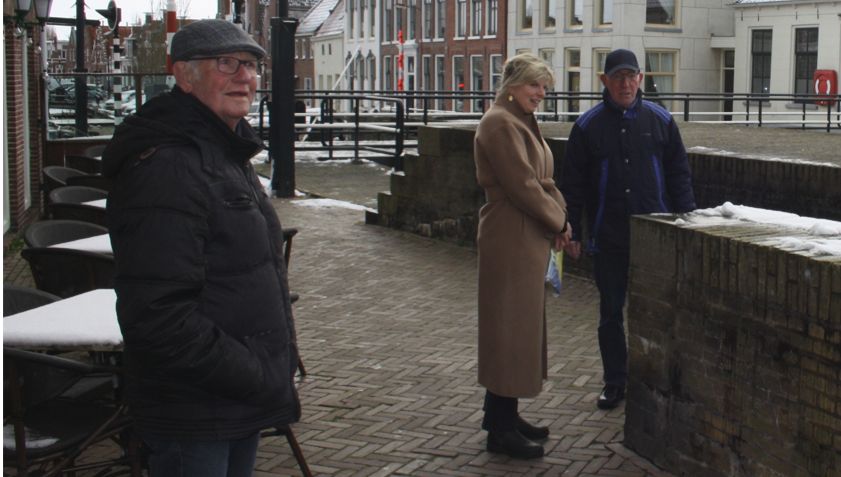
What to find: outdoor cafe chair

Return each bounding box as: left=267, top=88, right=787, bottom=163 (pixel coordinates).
left=261, top=426, right=312, bottom=477
left=48, top=185, right=108, bottom=205
left=23, top=219, right=108, bottom=249
left=20, top=248, right=115, bottom=299
left=64, top=154, right=102, bottom=174
left=83, top=144, right=106, bottom=158
left=42, top=166, right=87, bottom=201
left=48, top=202, right=108, bottom=227
left=4, top=347, right=142, bottom=477
left=283, top=227, right=298, bottom=265
left=66, top=173, right=114, bottom=193
left=3, top=284, right=61, bottom=317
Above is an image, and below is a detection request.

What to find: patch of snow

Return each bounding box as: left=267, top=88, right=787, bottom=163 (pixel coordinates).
left=677, top=202, right=841, bottom=257
left=292, top=198, right=374, bottom=213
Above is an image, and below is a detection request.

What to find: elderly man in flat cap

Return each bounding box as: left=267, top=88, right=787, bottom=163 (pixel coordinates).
left=102, top=19, right=300, bottom=476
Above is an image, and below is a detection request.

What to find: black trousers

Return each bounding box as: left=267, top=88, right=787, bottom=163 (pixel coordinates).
left=481, top=390, right=518, bottom=431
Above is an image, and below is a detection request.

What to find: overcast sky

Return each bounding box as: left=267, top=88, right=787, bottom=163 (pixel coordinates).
left=49, top=1, right=219, bottom=40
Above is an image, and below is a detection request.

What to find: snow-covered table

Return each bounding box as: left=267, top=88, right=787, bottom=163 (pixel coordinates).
left=3, top=289, right=122, bottom=351
left=49, top=233, right=112, bottom=255
left=82, top=198, right=107, bottom=209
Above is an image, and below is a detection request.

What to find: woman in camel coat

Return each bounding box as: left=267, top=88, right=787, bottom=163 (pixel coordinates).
left=474, top=53, right=571, bottom=459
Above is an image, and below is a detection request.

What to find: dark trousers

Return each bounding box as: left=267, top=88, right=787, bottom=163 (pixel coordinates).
left=143, top=432, right=260, bottom=477
left=481, top=390, right=518, bottom=431
left=592, top=250, right=630, bottom=387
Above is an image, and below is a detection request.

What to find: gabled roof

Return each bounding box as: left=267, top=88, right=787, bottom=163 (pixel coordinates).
left=314, top=0, right=345, bottom=38
left=297, top=0, right=342, bottom=36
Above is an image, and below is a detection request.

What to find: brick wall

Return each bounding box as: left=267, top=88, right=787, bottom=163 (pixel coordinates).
left=371, top=126, right=841, bottom=249
left=625, top=215, right=841, bottom=476
left=4, top=25, right=44, bottom=233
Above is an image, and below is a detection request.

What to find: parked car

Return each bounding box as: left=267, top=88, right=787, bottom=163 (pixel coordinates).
left=104, top=90, right=140, bottom=115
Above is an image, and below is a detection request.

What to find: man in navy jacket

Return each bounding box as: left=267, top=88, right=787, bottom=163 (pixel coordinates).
left=560, top=49, right=696, bottom=410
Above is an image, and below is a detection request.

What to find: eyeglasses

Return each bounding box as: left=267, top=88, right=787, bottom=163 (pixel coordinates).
left=609, top=72, right=640, bottom=83
left=192, top=56, right=259, bottom=75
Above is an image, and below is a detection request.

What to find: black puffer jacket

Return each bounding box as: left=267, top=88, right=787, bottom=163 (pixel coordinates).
left=103, top=86, right=300, bottom=439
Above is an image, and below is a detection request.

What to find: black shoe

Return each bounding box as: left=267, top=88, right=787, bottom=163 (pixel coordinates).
left=516, top=415, right=549, bottom=440
left=597, top=384, right=625, bottom=410
left=487, top=430, right=544, bottom=459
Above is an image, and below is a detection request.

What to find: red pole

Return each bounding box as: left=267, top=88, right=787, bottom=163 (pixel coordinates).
left=165, top=0, right=177, bottom=73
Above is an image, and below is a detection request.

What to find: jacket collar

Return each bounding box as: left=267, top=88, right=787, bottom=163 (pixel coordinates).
left=602, top=88, right=643, bottom=117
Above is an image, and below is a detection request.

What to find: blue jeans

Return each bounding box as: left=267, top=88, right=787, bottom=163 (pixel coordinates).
left=142, top=432, right=260, bottom=477
left=592, top=251, right=629, bottom=387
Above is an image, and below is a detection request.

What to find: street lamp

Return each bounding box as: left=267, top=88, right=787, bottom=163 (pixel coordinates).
left=33, top=0, right=53, bottom=22
left=13, top=0, right=32, bottom=30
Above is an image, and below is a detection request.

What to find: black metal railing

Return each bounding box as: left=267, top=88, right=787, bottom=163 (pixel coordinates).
left=46, top=73, right=841, bottom=155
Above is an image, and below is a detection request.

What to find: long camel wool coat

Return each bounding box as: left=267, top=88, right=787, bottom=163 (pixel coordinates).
left=474, top=97, right=568, bottom=398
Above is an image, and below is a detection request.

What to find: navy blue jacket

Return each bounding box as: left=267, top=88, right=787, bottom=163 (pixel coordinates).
left=560, top=89, right=696, bottom=253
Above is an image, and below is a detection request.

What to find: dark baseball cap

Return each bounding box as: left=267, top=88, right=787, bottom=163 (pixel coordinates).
left=604, top=49, right=640, bottom=76
left=171, top=19, right=266, bottom=62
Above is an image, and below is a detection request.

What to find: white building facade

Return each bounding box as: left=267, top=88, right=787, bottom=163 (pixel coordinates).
left=344, top=0, right=381, bottom=92
left=507, top=0, right=734, bottom=112
left=729, top=0, right=841, bottom=118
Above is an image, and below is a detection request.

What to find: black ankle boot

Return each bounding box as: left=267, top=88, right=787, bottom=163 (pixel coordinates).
left=516, top=415, right=549, bottom=440
left=487, top=429, right=544, bottom=459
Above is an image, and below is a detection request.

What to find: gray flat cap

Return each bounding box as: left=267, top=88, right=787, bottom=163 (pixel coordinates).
left=171, top=19, right=266, bottom=62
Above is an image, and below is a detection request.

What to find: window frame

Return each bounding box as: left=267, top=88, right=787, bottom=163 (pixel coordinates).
left=470, top=54, right=485, bottom=112
left=567, top=0, right=583, bottom=29
left=453, top=55, right=466, bottom=111
left=750, top=29, right=773, bottom=95
left=793, top=27, right=818, bottom=99
left=644, top=49, right=678, bottom=110
left=595, top=0, right=613, bottom=28
left=542, top=0, right=556, bottom=31
left=486, top=0, right=499, bottom=37
left=645, top=0, right=679, bottom=27
left=519, top=0, right=534, bottom=32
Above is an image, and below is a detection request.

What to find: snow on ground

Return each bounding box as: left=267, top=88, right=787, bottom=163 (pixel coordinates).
left=672, top=202, right=841, bottom=257
left=291, top=198, right=375, bottom=213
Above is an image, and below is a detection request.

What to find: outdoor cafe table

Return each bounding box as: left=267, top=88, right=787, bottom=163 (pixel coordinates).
left=49, top=233, right=113, bottom=255
left=3, top=289, right=122, bottom=351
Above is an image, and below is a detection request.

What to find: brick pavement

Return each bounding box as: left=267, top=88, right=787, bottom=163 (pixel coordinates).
left=3, top=160, right=671, bottom=476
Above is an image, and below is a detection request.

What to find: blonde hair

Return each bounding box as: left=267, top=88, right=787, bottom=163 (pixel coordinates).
left=496, top=53, right=555, bottom=101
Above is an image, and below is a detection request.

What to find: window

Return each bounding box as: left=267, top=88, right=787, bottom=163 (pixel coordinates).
left=329, top=43, right=332, bottom=55
left=597, top=0, right=613, bottom=26
left=453, top=56, right=465, bottom=111
left=645, top=50, right=676, bottom=110
left=594, top=48, right=610, bottom=90
left=368, top=54, right=377, bottom=90
left=362, top=0, right=368, bottom=37
left=519, top=0, right=534, bottom=30
left=396, top=3, right=404, bottom=42
left=566, top=49, right=581, bottom=118
left=436, top=0, right=446, bottom=38
left=384, top=55, right=393, bottom=90
left=471, top=55, right=484, bottom=111
left=487, top=0, right=498, bottom=36
left=369, top=0, right=376, bottom=37
left=408, top=0, right=417, bottom=40
left=385, top=0, right=394, bottom=41
left=406, top=56, right=416, bottom=92
left=423, top=0, right=434, bottom=38
left=568, top=0, right=582, bottom=27
left=751, top=29, right=772, bottom=95
left=491, top=54, right=503, bottom=92
left=542, top=0, right=556, bottom=29
left=471, top=0, right=483, bottom=36
left=318, top=74, right=324, bottom=90
left=321, top=44, right=325, bottom=55
left=348, top=0, right=355, bottom=35
left=435, top=55, right=445, bottom=109
left=794, top=27, right=818, bottom=97
left=646, top=0, right=676, bottom=26
left=423, top=55, right=432, bottom=90
left=456, top=0, right=467, bottom=37
left=539, top=49, right=555, bottom=112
